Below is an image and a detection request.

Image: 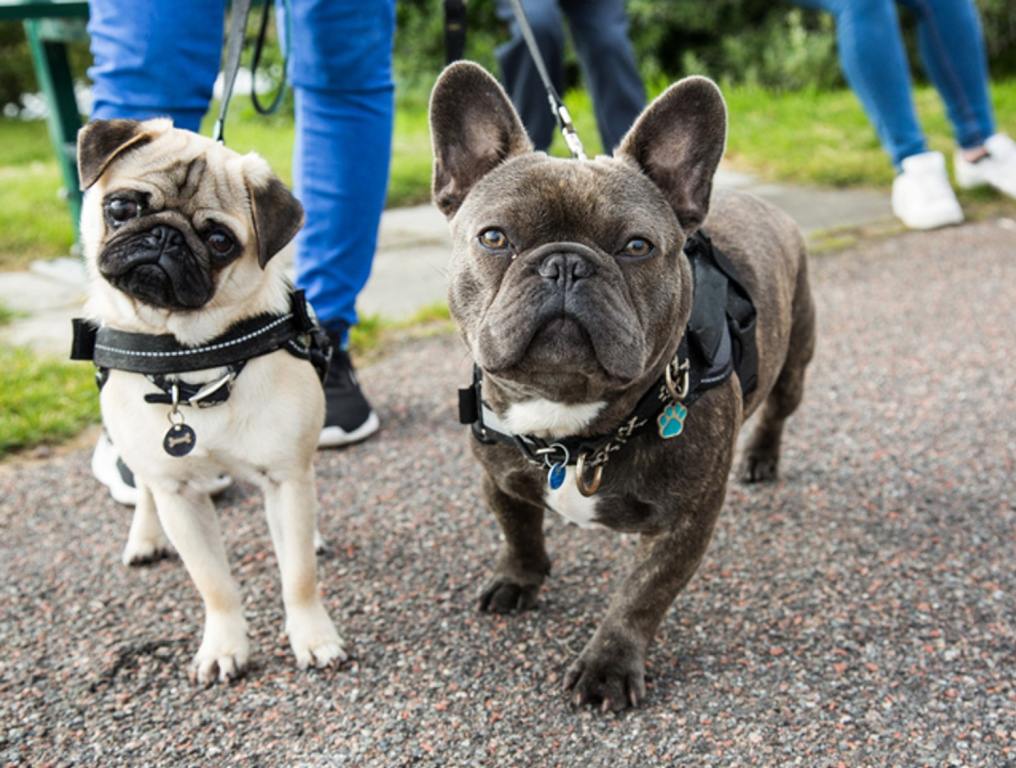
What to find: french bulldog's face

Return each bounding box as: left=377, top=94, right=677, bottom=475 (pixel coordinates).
left=429, top=63, right=727, bottom=404
left=77, top=118, right=303, bottom=313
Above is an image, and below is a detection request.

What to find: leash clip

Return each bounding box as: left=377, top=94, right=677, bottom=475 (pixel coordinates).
left=665, top=357, right=690, bottom=402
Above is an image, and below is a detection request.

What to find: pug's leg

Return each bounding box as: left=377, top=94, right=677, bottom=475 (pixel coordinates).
left=263, top=467, right=347, bottom=669
left=122, top=480, right=173, bottom=566
left=149, top=484, right=249, bottom=685
left=742, top=268, right=816, bottom=482
left=565, top=489, right=725, bottom=712
left=479, top=473, right=551, bottom=614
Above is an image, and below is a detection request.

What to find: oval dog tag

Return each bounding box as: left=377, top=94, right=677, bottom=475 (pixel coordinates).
left=547, top=462, right=566, bottom=490
left=163, top=423, right=197, bottom=457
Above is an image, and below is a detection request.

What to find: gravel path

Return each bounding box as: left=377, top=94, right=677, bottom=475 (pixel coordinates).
left=2, top=221, right=1014, bottom=767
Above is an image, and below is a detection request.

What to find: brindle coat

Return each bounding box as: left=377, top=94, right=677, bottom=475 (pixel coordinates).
left=429, top=62, right=815, bottom=711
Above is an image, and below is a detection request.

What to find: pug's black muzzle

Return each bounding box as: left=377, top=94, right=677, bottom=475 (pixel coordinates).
left=99, top=224, right=214, bottom=310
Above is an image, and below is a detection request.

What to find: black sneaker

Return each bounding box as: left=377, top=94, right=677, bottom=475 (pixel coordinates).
left=318, top=347, right=380, bottom=448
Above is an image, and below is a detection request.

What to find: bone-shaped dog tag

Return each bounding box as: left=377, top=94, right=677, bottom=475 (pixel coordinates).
left=163, top=423, right=197, bottom=457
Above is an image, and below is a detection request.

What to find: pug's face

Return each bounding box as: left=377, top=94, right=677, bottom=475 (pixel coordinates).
left=77, top=118, right=303, bottom=313
left=429, top=63, right=727, bottom=405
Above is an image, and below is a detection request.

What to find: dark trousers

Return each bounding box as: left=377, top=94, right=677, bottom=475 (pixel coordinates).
left=496, top=0, right=645, bottom=153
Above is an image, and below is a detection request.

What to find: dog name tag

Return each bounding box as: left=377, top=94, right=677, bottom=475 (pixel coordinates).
left=547, top=462, right=566, bottom=490
left=657, top=402, right=688, bottom=440
left=163, top=423, right=197, bottom=457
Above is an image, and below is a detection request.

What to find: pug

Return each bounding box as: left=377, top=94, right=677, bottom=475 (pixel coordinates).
left=429, top=63, right=815, bottom=711
left=76, top=118, right=346, bottom=683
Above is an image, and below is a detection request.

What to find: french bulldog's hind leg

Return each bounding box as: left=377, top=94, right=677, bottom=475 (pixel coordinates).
left=263, top=469, right=347, bottom=670
left=478, top=474, right=551, bottom=614
left=741, top=262, right=816, bottom=483
left=122, top=481, right=174, bottom=566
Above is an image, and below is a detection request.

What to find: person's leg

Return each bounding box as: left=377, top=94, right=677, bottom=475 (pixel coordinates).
left=284, top=0, right=394, bottom=444
left=87, top=0, right=224, bottom=130
left=792, top=0, right=927, bottom=167
left=560, top=0, right=645, bottom=153
left=495, top=0, right=566, bottom=151
left=899, top=0, right=995, bottom=150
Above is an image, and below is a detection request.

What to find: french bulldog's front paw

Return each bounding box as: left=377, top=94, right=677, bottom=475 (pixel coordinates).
left=189, top=615, right=249, bottom=685
left=479, top=577, right=541, bottom=614
left=287, top=604, right=348, bottom=670
left=564, top=642, right=646, bottom=712
left=740, top=452, right=780, bottom=483
left=121, top=533, right=173, bottom=566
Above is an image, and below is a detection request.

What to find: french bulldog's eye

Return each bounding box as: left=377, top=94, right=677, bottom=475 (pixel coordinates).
left=206, top=228, right=236, bottom=256
left=106, top=197, right=141, bottom=226
left=478, top=228, right=510, bottom=251
left=619, top=237, right=655, bottom=260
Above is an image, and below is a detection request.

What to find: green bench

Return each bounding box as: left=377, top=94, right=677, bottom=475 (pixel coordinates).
left=1, top=0, right=89, bottom=241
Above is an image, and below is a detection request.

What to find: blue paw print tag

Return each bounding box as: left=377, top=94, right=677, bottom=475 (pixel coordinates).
left=547, top=462, right=566, bottom=490
left=657, top=402, right=688, bottom=440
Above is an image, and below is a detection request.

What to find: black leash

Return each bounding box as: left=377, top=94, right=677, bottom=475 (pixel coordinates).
left=506, top=0, right=586, bottom=159
left=213, top=0, right=288, bottom=144
left=444, top=0, right=467, bottom=64
left=212, top=0, right=252, bottom=144
left=251, top=0, right=289, bottom=116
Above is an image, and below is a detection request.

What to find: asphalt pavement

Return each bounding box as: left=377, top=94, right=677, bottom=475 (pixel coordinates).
left=1, top=220, right=1014, bottom=767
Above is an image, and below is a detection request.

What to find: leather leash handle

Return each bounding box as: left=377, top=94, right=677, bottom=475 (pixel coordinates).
left=213, top=0, right=254, bottom=144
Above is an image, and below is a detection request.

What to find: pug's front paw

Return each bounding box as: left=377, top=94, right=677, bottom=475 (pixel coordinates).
left=564, top=636, right=646, bottom=712
left=287, top=603, right=348, bottom=670
left=479, top=577, right=541, bottom=614
left=189, top=613, right=250, bottom=685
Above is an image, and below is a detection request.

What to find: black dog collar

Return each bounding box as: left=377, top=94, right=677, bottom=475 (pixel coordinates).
left=71, top=289, right=330, bottom=457
left=457, top=230, right=758, bottom=496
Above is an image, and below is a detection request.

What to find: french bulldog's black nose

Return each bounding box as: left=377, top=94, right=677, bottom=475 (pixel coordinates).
left=538, top=252, right=595, bottom=289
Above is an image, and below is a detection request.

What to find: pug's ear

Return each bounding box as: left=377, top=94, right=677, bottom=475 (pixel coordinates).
left=617, top=77, right=727, bottom=233
left=245, top=172, right=304, bottom=269
left=77, top=118, right=160, bottom=189
left=429, top=61, right=532, bottom=218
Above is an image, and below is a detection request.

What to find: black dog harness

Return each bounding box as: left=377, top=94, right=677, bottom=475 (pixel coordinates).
left=70, top=290, right=330, bottom=457
left=457, top=231, right=758, bottom=496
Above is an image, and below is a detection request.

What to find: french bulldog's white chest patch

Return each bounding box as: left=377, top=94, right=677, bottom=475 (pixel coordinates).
left=500, top=398, right=608, bottom=529
left=544, top=466, right=605, bottom=529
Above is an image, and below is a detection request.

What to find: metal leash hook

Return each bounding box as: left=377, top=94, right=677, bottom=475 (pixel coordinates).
left=508, top=0, right=587, bottom=160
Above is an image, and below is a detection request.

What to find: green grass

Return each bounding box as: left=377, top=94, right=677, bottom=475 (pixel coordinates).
left=0, top=345, right=99, bottom=456
left=4, top=78, right=1015, bottom=269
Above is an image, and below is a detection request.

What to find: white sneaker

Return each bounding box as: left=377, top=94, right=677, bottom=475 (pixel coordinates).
left=91, top=431, right=232, bottom=506
left=891, top=151, right=965, bottom=230
left=954, top=133, right=1016, bottom=198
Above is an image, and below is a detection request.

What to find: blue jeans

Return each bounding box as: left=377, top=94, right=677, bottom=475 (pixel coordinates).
left=87, top=0, right=395, bottom=338
left=792, top=0, right=996, bottom=167
left=495, top=0, right=645, bottom=153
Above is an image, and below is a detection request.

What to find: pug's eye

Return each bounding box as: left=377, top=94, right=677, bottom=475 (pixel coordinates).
left=106, top=197, right=140, bottom=226
left=205, top=228, right=236, bottom=256
left=478, top=228, right=510, bottom=252
left=618, top=237, right=655, bottom=260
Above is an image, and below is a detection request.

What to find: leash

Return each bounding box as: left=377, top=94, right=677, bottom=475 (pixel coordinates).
left=506, top=0, right=586, bottom=159
left=444, top=0, right=467, bottom=64
left=213, top=0, right=289, bottom=144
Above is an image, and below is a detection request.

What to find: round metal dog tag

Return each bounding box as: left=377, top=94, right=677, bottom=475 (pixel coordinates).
left=163, top=423, right=197, bottom=457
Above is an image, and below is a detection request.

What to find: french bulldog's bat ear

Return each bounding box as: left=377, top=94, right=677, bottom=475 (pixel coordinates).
left=246, top=173, right=305, bottom=269
left=77, top=119, right=155, bottom=190
left=429, top=61, right=532, bottom=218
left=617, top=77, right=727, bottom=233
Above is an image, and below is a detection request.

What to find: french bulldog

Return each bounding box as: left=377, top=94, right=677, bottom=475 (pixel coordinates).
left=429, top=63, right=815, bottom=711
left=77, top=118, right=346, bottom=683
